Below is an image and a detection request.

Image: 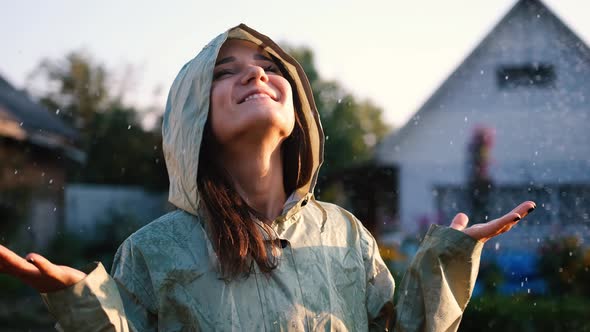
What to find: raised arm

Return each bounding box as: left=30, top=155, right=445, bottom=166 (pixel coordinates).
left=393, top=201, right=536, bottom=332
left=41, top=237, right=158, bottom=331
left=0, top=239, right=157, bottom=331
left=0, top=245, right=85, bottom=293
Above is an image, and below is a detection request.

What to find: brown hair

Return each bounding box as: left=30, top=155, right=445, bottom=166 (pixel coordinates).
left=197, top=63, right=313, bottom=279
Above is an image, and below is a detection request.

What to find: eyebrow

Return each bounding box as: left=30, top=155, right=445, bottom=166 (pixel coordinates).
left=254, top=53, right=273, bottom=62
left=214, top=53, right=274, bottom=66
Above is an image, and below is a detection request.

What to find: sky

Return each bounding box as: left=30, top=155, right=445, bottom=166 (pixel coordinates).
left=2, top=0, right=590, bottom=128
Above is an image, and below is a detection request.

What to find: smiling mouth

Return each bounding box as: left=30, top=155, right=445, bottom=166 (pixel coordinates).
left=244, top=93, right=271, bottom=102
left=239, top=91, right=278, bottom=104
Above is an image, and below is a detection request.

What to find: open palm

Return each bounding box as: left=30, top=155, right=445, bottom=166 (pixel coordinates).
left=450, top=200, right=536, bottom=242
left=0, top=247, right=86, bottom=293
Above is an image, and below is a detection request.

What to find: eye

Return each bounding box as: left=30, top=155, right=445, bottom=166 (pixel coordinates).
left=213, top=69, right=233, bottom=80
left=263, top=65, right=281, bottom=75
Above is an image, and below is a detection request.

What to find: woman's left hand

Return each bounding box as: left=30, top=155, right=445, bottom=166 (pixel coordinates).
left=449, top=201, right=536, bottom=243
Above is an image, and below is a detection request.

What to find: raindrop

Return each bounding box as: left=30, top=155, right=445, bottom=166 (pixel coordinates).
left=53, top=207, right=57, bottom=212
left=19, top=122, right=23, bottom=126
left=569, top=251, right=573, bottom=256
left=337, top=99, right=342, bottom=104
left=325, top=135, right=329, bottom=140
left=127, top=125, right=132, bottom=130
left=480, top=70, right=485, bottom=75
left=14, top=169, right=18, bottom=175
left=534, top=151, right=539, bottom=156
left=464, top=116, right=468, bottom=122
left=527, top=288, right=531, bottom=294
left=521, top=281, right=524, bottom=287
left=495, top=242, right=500, bottom=250
left=559, top=267, right=563, bottom=273
left=49, top=179, right=53, bottom=184
left=27, top=226, right=31, bottom=231
left=55, top=109, right=60, bottom=115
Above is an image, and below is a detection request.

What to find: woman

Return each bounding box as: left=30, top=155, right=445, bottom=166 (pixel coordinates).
left=0, top=24, right=535, bottom=331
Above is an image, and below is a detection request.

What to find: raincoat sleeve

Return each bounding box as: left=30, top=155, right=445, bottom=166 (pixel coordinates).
left=393, top=224, right=484, bottom=332
left=40, top=238, right=158, bottom=332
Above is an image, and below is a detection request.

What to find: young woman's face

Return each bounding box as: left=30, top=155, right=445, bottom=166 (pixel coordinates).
left=209, top=39, right=295, bottom=146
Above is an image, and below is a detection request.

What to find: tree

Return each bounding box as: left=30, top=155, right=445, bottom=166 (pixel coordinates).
left=28, top=51, right=109, bottom=132
left=285, top=46, right=391, bottom=177
left=27, top=52, right=168, bottom=190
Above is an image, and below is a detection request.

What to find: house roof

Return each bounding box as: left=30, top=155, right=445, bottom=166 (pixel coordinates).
left=376, top=0, right=590, bottom=164
left=0, top=74, right=83, bottom=161
left=0, top=76, right=78, bottom=140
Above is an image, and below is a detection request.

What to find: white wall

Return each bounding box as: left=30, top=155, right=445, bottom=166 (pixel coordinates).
left=377, top=1, right=590, bottom=243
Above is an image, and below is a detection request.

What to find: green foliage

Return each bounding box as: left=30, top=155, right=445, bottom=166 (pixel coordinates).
left=85, top=209, right=143, bottom=269
left=46, top=229, right=87, bottom=268
left=461, top=295, right=590, bottom=331
left=47, top=209, right=142, bottom=270
left=75, top=106, right=168, bottom=190
left=29, top=51, right=109, bottom=130
left=0, top=274, right=28, bottom=298
left=285, top=45, right=390, bottom=177
left=0, top=188, right=32, bottom=244
left=27, top=51, right=168, bottom=190
left=538, top=236, right=590, bottom=297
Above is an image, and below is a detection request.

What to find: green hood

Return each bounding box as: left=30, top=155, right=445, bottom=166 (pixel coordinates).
left=162, top=23, right=324, bottom=216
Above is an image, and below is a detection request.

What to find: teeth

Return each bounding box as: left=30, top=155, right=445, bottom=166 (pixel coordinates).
left=244, top=93, right=270, bottom=102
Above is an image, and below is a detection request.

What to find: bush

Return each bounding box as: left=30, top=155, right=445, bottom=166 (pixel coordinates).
left=538, top=236, right=590, bottom=297
left=47, top=208, right=143, bottom=271
left=461, top=295, right=590, bottom=331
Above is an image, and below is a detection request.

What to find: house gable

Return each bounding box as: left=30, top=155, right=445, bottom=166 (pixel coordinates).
left=377, top=0, right=590, bottom=184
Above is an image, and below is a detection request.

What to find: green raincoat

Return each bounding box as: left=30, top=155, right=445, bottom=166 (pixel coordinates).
left=41, top=24, right=483, bottom=331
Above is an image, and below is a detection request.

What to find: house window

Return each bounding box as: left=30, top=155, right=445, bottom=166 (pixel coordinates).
left=436, top=184, right=554, bottom=225
left=497, top=64, right=555, bottom=88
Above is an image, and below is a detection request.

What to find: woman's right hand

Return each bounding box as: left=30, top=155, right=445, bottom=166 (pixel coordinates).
left=0, top=245, right=86, bottom=293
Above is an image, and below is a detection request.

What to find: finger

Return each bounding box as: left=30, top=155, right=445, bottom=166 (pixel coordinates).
left=496, top=221, right=516, bottom=236
left=463, top=201, right=537, bottom=242
left=450, top=213, right=469, bottom=231
left=462, top=213, right=521, bottom=241
left=490, top=212, right=522, bottom=233
left=509, top=201, right=536, bottom=219
left=25, top=253, right=60, bottom=279
left=475, top=200, right=536, bottom=238
left=0, top=245, right=38, bottom=276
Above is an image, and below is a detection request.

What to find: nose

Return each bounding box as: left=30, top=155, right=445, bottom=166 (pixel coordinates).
left=240, top=65, right=269, bottom=85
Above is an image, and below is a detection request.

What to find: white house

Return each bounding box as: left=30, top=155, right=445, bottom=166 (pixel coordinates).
left=376, top=0, right=590, bottom=250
